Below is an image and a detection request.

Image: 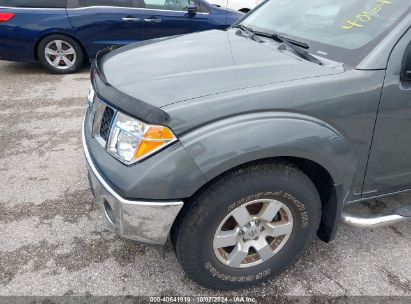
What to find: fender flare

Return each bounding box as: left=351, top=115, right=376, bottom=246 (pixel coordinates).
left=181, top=112, right=356, bottom=190
left=180, top=112, right=356, bottom=241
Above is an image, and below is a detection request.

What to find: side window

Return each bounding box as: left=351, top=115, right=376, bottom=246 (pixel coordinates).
left=138, top=0, right=197, bottom=12
left=78, top=0, right=132, bottom=7
left=0, top=0, right=67, bottom=8
left=198, top=3, right=209, bottom=13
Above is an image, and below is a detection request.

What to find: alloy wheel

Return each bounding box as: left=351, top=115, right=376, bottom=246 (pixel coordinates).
left=213, top=199, right=293, bottom=268
left=44, top=40, right=76, bottom=70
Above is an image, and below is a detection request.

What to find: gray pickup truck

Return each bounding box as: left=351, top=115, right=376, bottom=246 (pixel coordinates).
left=82, top=0, right=411, bottom=290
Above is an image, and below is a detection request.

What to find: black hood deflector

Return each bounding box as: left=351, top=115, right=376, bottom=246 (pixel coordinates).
left=91, top=47, right=170, bottom=125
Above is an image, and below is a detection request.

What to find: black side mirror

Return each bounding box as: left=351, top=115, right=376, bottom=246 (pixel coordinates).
left=401, top=44, right=411, bottom=81
left=402, top=70, right=411, bottom=81
left=187, top=4, right=197, bottom=16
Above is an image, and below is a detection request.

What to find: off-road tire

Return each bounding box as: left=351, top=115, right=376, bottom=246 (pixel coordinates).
left=172, top=162, right=321, bottom=290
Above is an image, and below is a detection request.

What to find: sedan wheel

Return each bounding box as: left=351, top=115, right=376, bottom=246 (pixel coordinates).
left=44, top=40, right=76, bottom=70
left=38, top=35, right=83, bottom=74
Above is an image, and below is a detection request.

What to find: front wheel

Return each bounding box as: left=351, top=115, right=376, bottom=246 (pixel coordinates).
left=37, top=35, right=84, bottom=74
left=173, top=162, right=321, bottom=290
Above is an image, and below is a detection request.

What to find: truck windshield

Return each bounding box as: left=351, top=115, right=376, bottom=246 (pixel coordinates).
left=241, top=0, right=411, bottom=65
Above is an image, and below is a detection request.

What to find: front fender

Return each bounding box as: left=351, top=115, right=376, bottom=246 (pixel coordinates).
left=180, top=112, right=356, bottom=199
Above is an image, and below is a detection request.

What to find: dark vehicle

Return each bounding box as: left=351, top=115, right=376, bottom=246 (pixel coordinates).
left=83, top=0, right=411, bottom=290
left=0, top=0, right=242, bottom=74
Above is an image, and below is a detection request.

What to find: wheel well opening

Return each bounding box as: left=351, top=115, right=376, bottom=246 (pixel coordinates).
left=282, top=157, right=338, bottom=242
left=282, top=157, right=334, bottom=211
left=34, top=34, right=89, bottom=62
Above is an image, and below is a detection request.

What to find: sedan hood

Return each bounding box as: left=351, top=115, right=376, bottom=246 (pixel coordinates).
left=101, top=29, right=342, bottom=109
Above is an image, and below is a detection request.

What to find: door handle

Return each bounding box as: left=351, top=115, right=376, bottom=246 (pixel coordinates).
left=144, top=18, right=162, bottom=23
left=122, top=17, right=140, bottom=22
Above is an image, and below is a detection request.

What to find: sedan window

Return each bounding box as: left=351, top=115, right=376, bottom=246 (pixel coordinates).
left=0, top=0, right=67, bottom=8
left=78, top=0, right=133, bottom=7
left=140, top=0, right=197, bottom=11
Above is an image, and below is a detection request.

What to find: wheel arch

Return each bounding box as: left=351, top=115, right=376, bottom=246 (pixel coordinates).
left=178, top=112, right=356, bottom=242
left=180, top=156, right=341, bottom=243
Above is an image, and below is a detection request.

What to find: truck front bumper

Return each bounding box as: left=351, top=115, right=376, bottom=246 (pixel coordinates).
left=82, top=119, right=184, bottom=245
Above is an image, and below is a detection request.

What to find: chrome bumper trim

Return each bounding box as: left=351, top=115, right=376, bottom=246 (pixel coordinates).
left=82, top=116, right=184, bottom=245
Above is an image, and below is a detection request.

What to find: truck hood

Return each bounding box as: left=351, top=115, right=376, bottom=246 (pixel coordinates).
left=101, top=29, right=343, bottom=109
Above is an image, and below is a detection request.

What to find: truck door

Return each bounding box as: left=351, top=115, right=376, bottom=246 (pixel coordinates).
left=363, top=29, right=411, bottom=197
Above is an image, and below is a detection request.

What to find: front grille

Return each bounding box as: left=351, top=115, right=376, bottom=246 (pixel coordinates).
left=99, top=106, right=115, bottom=141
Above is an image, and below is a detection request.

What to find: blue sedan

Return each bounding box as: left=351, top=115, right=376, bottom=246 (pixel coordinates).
left=0, top=0, right=243, bottom=73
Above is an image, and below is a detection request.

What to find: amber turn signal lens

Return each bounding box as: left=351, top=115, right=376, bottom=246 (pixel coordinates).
left=134, top=126, right=176, bottom=159
left=135, top=140, right=164, bottom=158
left=144, top=126, right=175, bottom=140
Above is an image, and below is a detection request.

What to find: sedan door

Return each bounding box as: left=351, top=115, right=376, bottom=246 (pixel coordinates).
left=135, top=0, right=217, bottom=40
left=67, top=0, right=145, bottom=58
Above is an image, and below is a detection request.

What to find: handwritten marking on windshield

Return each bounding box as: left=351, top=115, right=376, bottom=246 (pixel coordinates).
left=342, top=0, right=391, bottom=30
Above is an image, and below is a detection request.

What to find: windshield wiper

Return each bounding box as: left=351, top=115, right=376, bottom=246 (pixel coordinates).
left=234, top=24, right=264, bottom=43
left=256, top=31, right=322, bottom=65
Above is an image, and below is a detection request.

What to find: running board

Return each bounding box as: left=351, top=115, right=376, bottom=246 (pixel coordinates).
left=341, top=204, right=411, bottom=228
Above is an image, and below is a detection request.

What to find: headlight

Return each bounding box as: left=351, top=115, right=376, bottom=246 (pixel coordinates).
left=107, top=112, right=177, bottom=165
